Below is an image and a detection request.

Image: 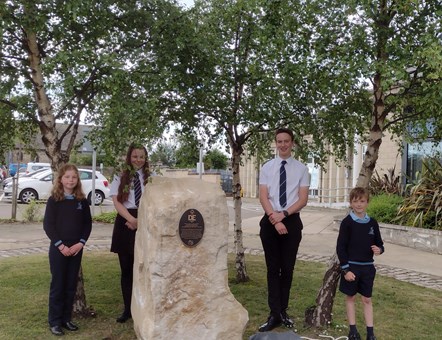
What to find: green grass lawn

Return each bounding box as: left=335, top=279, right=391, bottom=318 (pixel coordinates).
left=0, top=252, right=441, bottom=339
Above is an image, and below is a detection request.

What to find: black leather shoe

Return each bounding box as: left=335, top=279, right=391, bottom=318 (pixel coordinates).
left=280, top=310, right=294, bottom=328
left=50, top=325, right=64, bottom=336
left=348, top=332, right=362, bottom=340
left=62, top=321, right=79, bottom=331
left=116, top=312, right=131, bottom=323
left=258, top=315, right=282, bottom=332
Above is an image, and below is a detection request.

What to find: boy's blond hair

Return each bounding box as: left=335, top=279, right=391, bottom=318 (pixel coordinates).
left=349, top=187, right=370, bottom=202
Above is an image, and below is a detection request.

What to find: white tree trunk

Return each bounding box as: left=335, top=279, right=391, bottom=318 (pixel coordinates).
left=307, top=76, right=387, bottom=326
left=26, top=30, right=65, bottom=168
left=72, top=266, right=95, bottom=317
left=231, top=143, right=249, bottom=282
left=24, top=12, right=88, bottom=312
left=304, top=253, right=341, bottom=327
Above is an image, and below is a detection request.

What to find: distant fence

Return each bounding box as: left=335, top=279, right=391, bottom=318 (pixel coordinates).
left=309, top=187, right=352, bottom=208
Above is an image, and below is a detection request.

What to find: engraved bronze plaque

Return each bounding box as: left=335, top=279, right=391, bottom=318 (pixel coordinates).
left=179, top=209, right=205, bottom=247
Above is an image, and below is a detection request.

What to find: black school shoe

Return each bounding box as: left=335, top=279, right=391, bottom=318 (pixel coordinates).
left=116, top=312, right=132, bottom=323
left=62, top=321, right=79, bottom=331
left=348, top=332, right=362, bottom=340
left=258, top=315, right=282, bottom=332
left=280, top=310, right=294, bottom=328
left=50, top=325, right=64, bottom=336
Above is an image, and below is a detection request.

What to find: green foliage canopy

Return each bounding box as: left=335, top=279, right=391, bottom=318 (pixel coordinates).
left=204, top=149, right=228, bottom=170
left=0, top=0, right=191, bottom=167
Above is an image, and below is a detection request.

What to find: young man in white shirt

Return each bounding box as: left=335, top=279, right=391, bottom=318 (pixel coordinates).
left=258, top=128, right=310, bottom=332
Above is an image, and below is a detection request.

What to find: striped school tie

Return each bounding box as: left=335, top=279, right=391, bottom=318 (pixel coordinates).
left=279, top=160, right=287, bottom=208
left=134, top=172, right=142, bottom=207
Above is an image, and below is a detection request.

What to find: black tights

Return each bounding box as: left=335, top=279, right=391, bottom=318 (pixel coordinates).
left=118, top=253, right=134, bottom=315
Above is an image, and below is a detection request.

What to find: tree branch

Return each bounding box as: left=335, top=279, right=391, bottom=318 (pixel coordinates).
left=0, top=99, right=17, bottom=109
left=383, top=109, right=427, bottom=131
left=55, top=66, right=100, bottom=119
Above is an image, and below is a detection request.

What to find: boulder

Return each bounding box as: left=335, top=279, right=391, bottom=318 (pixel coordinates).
left=132, top=176, right=248, bottom=340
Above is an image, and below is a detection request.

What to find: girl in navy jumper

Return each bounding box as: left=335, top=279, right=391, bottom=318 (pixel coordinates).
left=43, top=164, right=92, bottom=336
left=336, top=187, right=384, bottom=340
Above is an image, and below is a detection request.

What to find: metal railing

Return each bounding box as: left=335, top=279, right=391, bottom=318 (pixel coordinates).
left=308, top=187, right=352, bottom=208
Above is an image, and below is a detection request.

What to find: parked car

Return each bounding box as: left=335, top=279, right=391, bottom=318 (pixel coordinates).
left=16, top=167, right=27, bottom=177
left=25, top=162, right=50, bottom=174
left=2, top=167, right=49, bottom=189
left=4, top=166, right=27, bottom=181
left=2, top=168, right=110, bottom=205
left=8, top=163, right=26, bottom=177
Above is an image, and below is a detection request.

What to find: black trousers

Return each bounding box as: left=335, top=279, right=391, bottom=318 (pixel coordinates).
left=259, top=213, right=303, bottom=316
left=48, top=245, right=83, bottom=327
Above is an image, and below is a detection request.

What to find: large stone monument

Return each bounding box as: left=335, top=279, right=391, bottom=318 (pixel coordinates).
left=132, top=177, right=249, bottom=339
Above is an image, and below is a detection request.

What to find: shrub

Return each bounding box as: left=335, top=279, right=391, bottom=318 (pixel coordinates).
left=22, top=199, right=43, bottom=222
left=395, top=157, right=442, bottom=230
left=92, top=211, right=117, bottom=224
left=367, top=194, right=403, bottom=224
left=369, top=166, right=403, bottom=196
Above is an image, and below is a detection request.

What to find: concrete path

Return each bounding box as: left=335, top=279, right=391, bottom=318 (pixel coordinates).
left=234, top=201, right=442, bottom=291
left=0, top=198, right=441, bottom=291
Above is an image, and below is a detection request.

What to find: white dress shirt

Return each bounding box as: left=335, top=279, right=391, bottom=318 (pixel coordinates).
left=259, top=156, right=310, bottom=211
left=109, top=169, right=145, bottom=209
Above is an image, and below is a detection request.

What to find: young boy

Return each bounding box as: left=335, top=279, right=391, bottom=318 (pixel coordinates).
left=336, top=187, right=384, bottom=340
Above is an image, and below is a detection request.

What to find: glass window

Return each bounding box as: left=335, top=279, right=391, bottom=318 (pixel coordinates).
left=406, top=141, right=442, bottom=182
left=79, top=171, right=92, bottom=180
left=42, top=174, right=53, bottom=182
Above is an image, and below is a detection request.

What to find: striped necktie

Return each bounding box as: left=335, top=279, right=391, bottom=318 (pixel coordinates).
left=279, top=160, right=287, bottom=208
left=134, top=172, right=142, bottom=207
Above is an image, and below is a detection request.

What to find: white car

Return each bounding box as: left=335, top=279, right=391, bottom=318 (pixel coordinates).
left=2, top=167, right=49, bottom=189
left=25, top=162, right=51, bottom=174
left=2, top=168, right=110, bottom=205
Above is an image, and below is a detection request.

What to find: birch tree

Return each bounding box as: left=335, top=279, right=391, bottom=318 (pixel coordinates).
left=299, top=0, right=442, bottom=326
left=0, top=0, right=188, bottom=315
left=167, top=0, right=330, bottom=282
left=1, top=0, right=126, bottom=315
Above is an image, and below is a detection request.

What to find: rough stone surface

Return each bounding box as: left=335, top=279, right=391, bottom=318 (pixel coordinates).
left=380, top=223, right=442, bottom=255
left=132, top=177, right=248, bottom=340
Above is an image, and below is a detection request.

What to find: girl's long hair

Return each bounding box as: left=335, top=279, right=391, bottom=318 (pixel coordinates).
left=117, top=144, right=150, bottom=203
left=51, top=164, right=86, bottom=201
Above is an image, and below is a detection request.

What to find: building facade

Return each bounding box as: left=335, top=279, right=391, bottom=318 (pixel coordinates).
left=5, top=124, right=95, bottom=166
left=239, top=130, right=441, bottom=208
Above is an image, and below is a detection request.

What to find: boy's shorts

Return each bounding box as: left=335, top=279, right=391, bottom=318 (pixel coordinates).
left=339, top=264, right=376, bottom=297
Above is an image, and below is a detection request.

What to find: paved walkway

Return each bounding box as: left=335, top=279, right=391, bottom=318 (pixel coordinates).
left=233, top=201, right=442, bottom=292
left=1, top=198, right=441, bottom=291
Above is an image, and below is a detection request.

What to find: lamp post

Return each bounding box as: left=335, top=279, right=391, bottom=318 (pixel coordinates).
left=11, top=144, right=23, bottom=220
left=197, top=140, right=204, bottom=180
left=91, top=149, right=96, bottom=215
